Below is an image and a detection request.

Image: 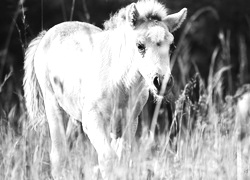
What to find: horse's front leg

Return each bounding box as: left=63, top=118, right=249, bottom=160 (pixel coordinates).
left=43, top=93, right=68, bottom=180
left=110, top=94, right=148, bottom=160
left=82, top=107, right=117, bottom=180
left=111, top=102, right=145, bottom=164
left=110, top=116, right=138, bottom=163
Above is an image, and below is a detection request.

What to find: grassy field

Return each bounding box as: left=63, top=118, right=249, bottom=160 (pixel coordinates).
left=0, top=74, right=250, bottom=180
left=0, top=1, right=250, bottom=180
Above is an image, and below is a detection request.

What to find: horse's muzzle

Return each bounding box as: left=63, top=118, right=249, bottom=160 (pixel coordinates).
left=153, top=75, right=174, bottom=95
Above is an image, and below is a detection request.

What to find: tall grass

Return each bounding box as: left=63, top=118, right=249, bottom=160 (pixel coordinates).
left=0, top=86, right=249, bottom=180
left=1, top=69, right=250, bottom=180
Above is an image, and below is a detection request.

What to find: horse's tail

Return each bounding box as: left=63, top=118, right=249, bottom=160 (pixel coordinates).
left=23, top=31, right=47, bottom=127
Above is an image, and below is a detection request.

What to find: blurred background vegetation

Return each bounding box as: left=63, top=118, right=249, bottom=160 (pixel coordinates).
left=0, top=0, right=249, bottom=133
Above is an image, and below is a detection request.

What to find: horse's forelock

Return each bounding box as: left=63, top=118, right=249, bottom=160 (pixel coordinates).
left=135, top=0, right=168, bottom=21
left=146, top=26, right=166, bottom=43
left=103, top=0, right=168, bottom=30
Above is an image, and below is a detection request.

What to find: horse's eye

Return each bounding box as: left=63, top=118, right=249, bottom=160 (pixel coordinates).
left=136, top=42, right=146, bottom=56
left=170, top=43, right=176, bottom=54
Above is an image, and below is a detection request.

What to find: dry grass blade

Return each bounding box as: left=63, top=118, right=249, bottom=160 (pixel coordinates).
left=70, top=0, right=76, bottom=21
left=238, top=34, right=248, bottom=85
left=0, top=68, right=13, bottom=93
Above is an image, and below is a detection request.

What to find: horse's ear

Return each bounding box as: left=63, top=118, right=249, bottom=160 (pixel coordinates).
left=127, top=3, right=140, bottom=28
left=164, top=8, right=187, bottom=32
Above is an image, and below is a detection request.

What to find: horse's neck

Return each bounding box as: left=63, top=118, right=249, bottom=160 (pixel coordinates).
left=112, top=73, right=147, bottom=108
left=102, top=27, right=138, bottom=90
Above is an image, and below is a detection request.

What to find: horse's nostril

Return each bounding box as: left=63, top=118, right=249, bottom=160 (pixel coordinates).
left=153, top=76, right=161, bottom=91
left=166, top=76, right=174, bottom=90
left=153, top=75, right=174, bottom=94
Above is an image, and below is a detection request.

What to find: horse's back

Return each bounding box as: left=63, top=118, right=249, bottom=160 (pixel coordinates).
left=37, top=21, right=101, bottom=54
left=34, top=21, right=102, bottom=120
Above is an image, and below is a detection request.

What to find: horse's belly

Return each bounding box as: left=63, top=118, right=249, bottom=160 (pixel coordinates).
left=52, top=81, right=83, bottom=120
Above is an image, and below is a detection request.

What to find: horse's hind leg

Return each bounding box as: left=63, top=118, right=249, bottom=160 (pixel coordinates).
left=43, top=93, right=68, bottom=179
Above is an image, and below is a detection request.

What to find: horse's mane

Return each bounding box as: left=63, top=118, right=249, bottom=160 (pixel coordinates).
left=103, top=0, right=168, bottom=30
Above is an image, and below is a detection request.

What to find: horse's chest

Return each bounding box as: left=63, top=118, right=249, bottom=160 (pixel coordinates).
left=99, top=85, right=149, bottom=122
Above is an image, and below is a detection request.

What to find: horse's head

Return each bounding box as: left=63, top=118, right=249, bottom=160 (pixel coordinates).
left=125, top=1, right=187, bottom=99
